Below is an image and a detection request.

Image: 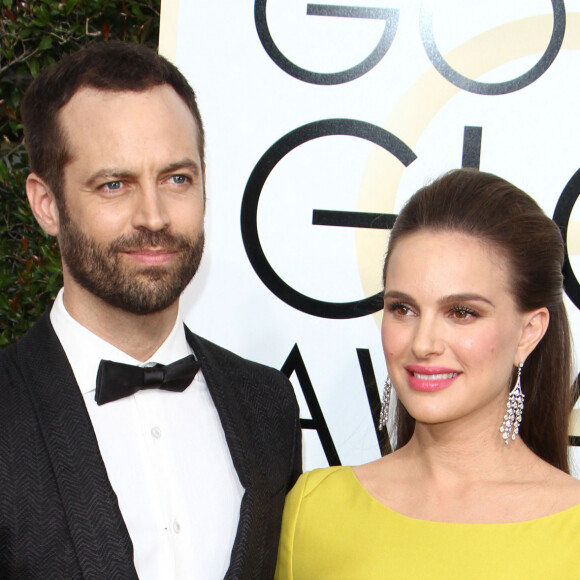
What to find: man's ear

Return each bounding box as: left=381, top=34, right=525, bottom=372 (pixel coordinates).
left=515, top=307, right=550, bottom=364
left=26, top=173, right=60, bottom=237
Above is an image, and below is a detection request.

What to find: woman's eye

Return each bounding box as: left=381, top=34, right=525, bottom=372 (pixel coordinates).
left=387, top=302, right=413, bottom=316
left=450, top=306, right=478, bottom=320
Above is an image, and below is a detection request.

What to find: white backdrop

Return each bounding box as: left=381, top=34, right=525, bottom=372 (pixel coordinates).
left=159, top=0, right=580, bottom=473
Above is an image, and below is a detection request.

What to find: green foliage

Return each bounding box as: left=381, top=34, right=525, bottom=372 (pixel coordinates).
left=0, top=0, right=160, bottom=345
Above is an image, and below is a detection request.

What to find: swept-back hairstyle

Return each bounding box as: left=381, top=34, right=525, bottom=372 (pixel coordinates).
left=21, top=41, right=204, bottom=202
left=384, top=168, right=574, bottom=472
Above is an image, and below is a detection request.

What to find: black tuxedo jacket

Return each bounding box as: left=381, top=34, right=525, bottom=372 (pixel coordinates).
left=0, top=310, right=302, bottom=579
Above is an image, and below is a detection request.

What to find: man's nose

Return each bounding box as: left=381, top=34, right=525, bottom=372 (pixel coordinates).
left=132, top=184, right=170, bottom=232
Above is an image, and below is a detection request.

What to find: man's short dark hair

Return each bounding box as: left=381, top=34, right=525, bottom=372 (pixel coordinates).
left=21, top=41, right=205, bottom=200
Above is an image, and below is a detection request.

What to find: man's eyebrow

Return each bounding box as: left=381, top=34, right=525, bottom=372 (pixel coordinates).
left=161, top=159, right=202, bottom=175
left=85, top=168, right=137, bottom=187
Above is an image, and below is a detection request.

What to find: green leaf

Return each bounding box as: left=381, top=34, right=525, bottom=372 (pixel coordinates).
left=65, top=0, right=78, bottom=16
left=35, top=5, right=50, bottom=24
left=38, top=35, right=53, bottom=50
left=27, top=58, right=40, bottom=77
left=0, top=293, right=9, bottom=311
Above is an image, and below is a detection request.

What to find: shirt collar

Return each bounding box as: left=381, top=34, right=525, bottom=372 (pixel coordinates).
left=50, top=288, right=192, bottom=395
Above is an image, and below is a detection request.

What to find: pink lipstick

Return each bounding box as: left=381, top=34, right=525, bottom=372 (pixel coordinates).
left=406, top=365, right=460, bottom=392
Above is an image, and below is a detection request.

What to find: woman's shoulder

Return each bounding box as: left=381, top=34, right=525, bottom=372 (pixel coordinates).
left=292, top=465, right=355, bottom=497
left=282, top=466, right=364, bottom=532
left=534, top=463, right=580, bottom=515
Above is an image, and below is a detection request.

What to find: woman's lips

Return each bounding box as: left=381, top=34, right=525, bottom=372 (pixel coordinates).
left=405, top=366, right=460, bottom=392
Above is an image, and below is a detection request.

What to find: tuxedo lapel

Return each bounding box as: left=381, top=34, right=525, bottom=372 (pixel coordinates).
left=17, top=311, right=138, bottom=579
left=186, top=328, right=298, bottom=579
left=186, top=329, right=255, bottom=578
left=186, top=329, right=253, bottom=489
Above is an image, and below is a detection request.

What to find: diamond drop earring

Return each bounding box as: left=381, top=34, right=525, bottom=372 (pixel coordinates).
left=500, top=363, right=524, bottom=444
left=379, top=377, right=392, bottom=431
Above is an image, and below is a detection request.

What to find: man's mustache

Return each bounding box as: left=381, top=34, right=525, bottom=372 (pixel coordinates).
left=109, top=230, right=194, bottom=253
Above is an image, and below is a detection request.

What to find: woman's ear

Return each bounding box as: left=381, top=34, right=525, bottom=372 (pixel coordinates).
left=26, top=173, right=60, bottom=237
left=515, top=307, right=550, bottom=364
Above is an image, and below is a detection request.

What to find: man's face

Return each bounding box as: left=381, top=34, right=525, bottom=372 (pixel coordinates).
left=55, top=85, right=205, bottom=315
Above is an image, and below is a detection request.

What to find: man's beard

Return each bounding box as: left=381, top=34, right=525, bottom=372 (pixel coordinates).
left=58, top=208, right=204, bottom=315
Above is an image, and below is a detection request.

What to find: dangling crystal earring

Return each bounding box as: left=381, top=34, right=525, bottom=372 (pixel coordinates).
left=379, top=377, right=392, bottom=431
left=500, top=363, right=524, bottom=444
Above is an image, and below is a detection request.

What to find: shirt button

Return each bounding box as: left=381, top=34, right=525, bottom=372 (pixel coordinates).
left=172, top=520, right=181, bottom=534
left=151, top=426, right=162, bottom=439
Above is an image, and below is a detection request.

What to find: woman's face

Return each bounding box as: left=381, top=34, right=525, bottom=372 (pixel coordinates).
left=381, top=230, right=544, bottom=431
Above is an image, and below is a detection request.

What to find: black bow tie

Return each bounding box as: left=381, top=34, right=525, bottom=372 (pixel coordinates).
left=95, top=355, right=201, bottom=405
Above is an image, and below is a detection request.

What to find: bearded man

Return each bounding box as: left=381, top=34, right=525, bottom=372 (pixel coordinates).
left=0, top=42, right=301, bottom=580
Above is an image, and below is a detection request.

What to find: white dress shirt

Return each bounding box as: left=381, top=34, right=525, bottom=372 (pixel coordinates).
left=50, top=289, right=244, bottom=579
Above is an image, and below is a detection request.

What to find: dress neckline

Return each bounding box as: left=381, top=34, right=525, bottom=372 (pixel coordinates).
left=339, top=465, right=580, bottom=526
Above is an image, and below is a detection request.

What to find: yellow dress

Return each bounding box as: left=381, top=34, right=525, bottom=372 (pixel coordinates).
left=275, top=466, right=580, bottom=579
